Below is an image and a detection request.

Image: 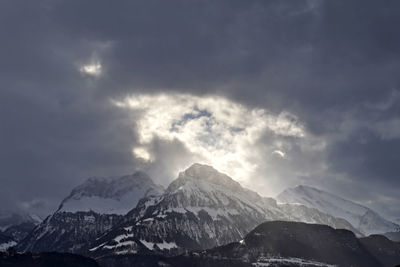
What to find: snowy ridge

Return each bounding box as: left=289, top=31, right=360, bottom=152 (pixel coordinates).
left=18, top=171, right=164, bottom=254
left=277, top=185, right=400, bottom=235
left=58, top=172, right=164, bottom=215
left=254, top=257, right=337, bottom=267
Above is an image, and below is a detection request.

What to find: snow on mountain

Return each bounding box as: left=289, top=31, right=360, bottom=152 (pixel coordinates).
left=89, top=164, right=282, bottom=256
left=0, top=212, right=42, bottom=232
left=0, top=232, right=16, bottom=252
left=89, top=164, right=361, bottom=257
left=0, top=211, right=42, bottom=251
left=0, top=241, right=17, bottom=252
left=18, top=171, right=163, bottom=253
left=277, top=185, right=400, bottom=235
left=58, top=171, right=164, bottom=215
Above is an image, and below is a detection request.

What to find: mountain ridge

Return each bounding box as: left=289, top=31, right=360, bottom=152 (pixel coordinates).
left=96, top=221, right=400, bottom=267
left=277, top=185, right=400, bottom=235
left=88, top=164, right=363, bottom=257
left=57, top=171, right=164, bottom=215
left=17, top=172, right=163, bottom=253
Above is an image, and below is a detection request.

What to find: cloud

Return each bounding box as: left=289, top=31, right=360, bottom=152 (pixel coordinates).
left=133, top=147, right=152, bottom=161
left=80, top=61, right=102, bottom=77
left=113, top=93, right=305, bottom=184
left=272, top=150, right=286, bottom=158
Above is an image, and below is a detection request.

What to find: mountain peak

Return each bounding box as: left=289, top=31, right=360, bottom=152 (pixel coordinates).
left=167, top=163, right=243, bottom=194
left=70, top=171, right=161, bottom=199
left=292, top=184, right=323, bottom=192
left=183, top=163, right=219, bottom=177
left=277, top=184, right=399, bottom=235
left=57, top=171, right=164, bottom=215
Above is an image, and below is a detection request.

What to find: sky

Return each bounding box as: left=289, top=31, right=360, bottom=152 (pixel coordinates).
left=0, top=0, right=400, bottom=220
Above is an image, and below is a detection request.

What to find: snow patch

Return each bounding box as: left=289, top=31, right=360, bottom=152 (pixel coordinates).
left=140, top=240, right=177, bottom=250
left=0, top=241, right=17, bottom=251
left=254, top=257, right=337, bottom=267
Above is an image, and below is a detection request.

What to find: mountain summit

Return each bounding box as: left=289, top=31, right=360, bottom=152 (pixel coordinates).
left=0, top=211, right=42, bottom=251
left=58, top=171, right=164, bottom=215
left=18, top=172, right=163, bottom=253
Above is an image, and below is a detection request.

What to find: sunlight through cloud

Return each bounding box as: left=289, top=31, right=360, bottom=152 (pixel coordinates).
left=113, top=93, right=306, bottom=182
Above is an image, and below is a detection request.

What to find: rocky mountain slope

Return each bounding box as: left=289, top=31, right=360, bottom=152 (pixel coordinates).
left=17, top=172, right=163, bottom=253
left=0, top=212, right=42, bottom=251
left=277, top=185, right=400, bottom=236
left=89, top=164, right=361, bottom=257
left=97, top=221, right=400, bottom=267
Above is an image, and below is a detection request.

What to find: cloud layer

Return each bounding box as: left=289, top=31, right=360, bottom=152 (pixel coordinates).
left=0, top=0, right=399, bottom=219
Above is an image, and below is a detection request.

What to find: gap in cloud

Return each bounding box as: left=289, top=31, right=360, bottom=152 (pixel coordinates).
left=79, top=61, right=102, bottom=77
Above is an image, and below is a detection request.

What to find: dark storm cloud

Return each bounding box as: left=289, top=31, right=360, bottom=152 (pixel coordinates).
left=0, top=0, right=399, bottom=218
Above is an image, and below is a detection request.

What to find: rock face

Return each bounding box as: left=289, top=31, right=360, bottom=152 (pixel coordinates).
left=18, top=172, right=163, bottom=253
left=89, top=164, right=361, bottom=257
left=18, top=211, right=122, bottom=253
left=277, top=185, right=400, bottom=236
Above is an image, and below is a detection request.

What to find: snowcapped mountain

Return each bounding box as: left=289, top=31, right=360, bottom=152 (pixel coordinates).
left=0, top=211, right=42, bottom=251
left=58, top=171, right=163, bottom=215
left=89, top=164, right=361, bottom=257
left=277, top=185, right=400, bottom=236
left=18, top=172, right=163, bottom=253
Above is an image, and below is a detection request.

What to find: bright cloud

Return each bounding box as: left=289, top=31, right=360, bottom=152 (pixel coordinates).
left=113, top=93, right=306, bottom=183
left=133, top=147, right=152, bottom=161
left=272, top=150, right=286, bottom=158
left=80, top=61, right=102, bottom=76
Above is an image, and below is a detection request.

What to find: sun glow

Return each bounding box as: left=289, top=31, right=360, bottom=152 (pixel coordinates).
left=113, top=93, right=306, bottom=182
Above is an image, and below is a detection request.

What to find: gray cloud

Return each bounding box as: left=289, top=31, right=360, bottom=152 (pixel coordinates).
left=0, top=0, right=399, bottom=218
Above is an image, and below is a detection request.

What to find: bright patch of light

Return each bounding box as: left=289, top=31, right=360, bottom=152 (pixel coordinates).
left=272, top=150, right=286, bottom=158
left=113, top=93, right=305, bottom=182
left=80, top=62, right=102, bottom=76
left=133, top=147, right=151, bottom=161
